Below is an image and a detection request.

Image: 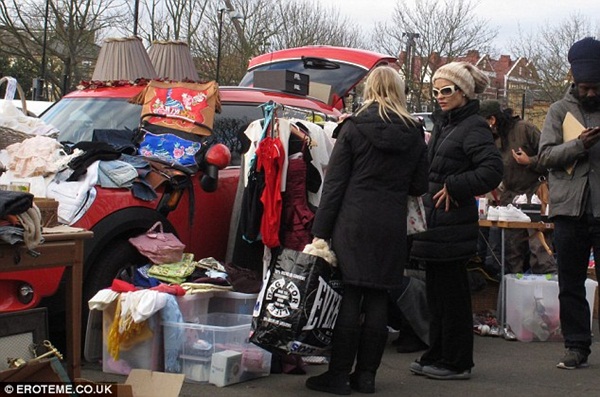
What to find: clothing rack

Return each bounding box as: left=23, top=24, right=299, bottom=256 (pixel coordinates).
left=259, top=100, right=317, bottom=147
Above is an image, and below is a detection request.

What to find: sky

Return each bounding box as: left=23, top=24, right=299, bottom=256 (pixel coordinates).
left=320, top=0, right=600, bottom=55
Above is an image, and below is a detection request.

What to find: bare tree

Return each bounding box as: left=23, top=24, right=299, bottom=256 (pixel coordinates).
left=0, top=0, right=127, bottom=98
left=372, top=0, right=497, bottom=111
left=510, top=13, right=598, bottom=104
left=127, top=0, right=208, bottom=43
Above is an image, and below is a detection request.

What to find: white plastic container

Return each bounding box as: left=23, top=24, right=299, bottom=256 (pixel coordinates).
left=208, top=291, right=259, bottom=315
left=505, top=274, right=597, bottom=342
left=176, top=292, right=213, bottom=323
left=102, top=300, right=163, bottom=375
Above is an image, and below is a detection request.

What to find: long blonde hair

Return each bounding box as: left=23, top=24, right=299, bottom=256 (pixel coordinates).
left=355, top=66, right=416, bottom=126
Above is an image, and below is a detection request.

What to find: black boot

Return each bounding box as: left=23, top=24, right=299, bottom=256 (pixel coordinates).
left=350, top=328, right=389, bottom=393
left=306, top=371, right=352, bottom=395
left=306, top=326, right=359, bottom=395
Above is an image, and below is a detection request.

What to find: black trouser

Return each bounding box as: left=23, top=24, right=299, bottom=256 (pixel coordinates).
left=420, top=259, right=474, bottom=371
left=329, top=284, right=389, bottom=375
left=553, top=214, right=600, bottom=353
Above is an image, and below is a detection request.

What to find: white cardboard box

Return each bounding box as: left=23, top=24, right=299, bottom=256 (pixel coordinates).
left=209, top=350, right=243, bottom=387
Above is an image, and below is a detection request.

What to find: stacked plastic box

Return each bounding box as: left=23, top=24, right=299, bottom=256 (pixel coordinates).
left=101, top=292, right=212, bottom=375
left=505, top=274, right=598, bottom=342
left=101, top=300, right=164, bottom=375
left=163, top=313, right=271, bottom=385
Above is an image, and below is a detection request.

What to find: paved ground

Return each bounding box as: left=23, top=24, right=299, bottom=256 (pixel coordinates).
left=81, top=323, right=600, bottom=397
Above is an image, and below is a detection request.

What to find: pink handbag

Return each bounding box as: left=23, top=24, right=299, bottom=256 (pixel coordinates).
left=128, top=221, right=185, bottom=264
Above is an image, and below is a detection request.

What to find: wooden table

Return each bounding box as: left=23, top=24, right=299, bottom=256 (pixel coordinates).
left=0, top=230, right=93, bottom=380
left=478, top=220, right=554, bottom=336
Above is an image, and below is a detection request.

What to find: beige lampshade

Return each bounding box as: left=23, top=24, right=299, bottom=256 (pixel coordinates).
left=91, top=36, right=158, bottom=81
left=148, top=40, right=199, bottom=81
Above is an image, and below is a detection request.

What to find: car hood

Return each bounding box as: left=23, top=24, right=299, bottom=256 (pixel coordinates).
left=239, top=45, right=398, bottom=109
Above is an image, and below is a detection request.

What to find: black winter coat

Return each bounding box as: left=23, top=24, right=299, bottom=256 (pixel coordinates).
left=312, top=104, right=429, bottom=289
left=410, top=100, right=503, bottom=261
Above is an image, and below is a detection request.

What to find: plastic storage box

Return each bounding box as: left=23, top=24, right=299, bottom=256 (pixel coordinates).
left=102, top=300, right=163, bottom=375
left=208, top=291, right=258, bottom=315
left=163, top=313, right=271, bottom=385
left=176, top=292, right=212, bottom=322
left=505, top=274, right=598, bottom=342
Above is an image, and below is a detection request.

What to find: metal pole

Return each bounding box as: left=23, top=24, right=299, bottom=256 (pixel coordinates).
left=133, top=0, right=139, bottom=37
left=38, top=0, right=50, bottom=100
left=216, top=9, right=225, bottom=84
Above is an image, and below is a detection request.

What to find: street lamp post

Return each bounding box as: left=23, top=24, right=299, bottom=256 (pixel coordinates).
left=37, top=0, right=50, bottom=100
left=216, top=8, right=226, bottom=85
left=215, top=7, right=243, bottom=85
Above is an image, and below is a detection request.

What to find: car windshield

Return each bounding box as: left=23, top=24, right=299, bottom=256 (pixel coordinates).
left=41, top=97, right=142, bottom=143
left=239, top=59, right=366, bottom=103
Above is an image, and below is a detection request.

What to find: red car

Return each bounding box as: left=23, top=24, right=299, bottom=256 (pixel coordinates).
left=0, top=46, right=396, bottom=317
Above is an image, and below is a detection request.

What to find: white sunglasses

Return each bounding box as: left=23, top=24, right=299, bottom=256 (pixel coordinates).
left=432, top=85, right=459, bottom=97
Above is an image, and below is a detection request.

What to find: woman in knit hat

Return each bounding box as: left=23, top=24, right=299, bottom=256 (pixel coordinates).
left=409, top=62, right=503, bottom=380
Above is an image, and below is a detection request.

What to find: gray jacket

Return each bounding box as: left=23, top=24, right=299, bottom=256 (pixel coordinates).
left=538, top=90, right=600, bottom=218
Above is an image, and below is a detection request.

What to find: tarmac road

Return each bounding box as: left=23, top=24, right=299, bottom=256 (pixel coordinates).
left=81, top=323, right=600, bottom=397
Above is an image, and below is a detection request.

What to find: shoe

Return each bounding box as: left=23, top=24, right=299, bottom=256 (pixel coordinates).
left=531, top=194, right=542, bottom=204
left=513, top=194, right=528, bottom=204
left=422, top=365, right=471, bottom=380
left=305, top=371, right=351, bottom=395
left=486, top=206, right=500, bottom=221
left=409, top=360, right=425, bottom=376
left=556, top=349, right=589, bottom=370
left=349, top=371, right=375, bottom=393
left=498, top=204, right=531, bottom=222
left=503, top=326, right=518, bottom=341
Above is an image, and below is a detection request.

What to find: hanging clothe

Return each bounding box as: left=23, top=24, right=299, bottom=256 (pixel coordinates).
left=256, top=129, right=284, bottom=248
left=280, top=152, right=315, bottom=251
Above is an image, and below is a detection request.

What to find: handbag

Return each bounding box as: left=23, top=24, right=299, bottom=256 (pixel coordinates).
left=407, top=195, right=427, bottom=235
left=128, top=221, right=185, bottom=264
left=249, top=248, right=343, bottom=356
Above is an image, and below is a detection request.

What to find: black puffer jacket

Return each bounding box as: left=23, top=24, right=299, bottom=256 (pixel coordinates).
left=312, top=104, right=429, bottom=289
left=410, top=100, right=503, bottom=261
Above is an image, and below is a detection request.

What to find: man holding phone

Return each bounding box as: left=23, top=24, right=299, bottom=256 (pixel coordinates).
left=538, top=36, right=600, bottom=370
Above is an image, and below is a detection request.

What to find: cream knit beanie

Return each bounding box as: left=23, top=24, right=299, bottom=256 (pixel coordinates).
left=433, top=61, right=489, bottom=99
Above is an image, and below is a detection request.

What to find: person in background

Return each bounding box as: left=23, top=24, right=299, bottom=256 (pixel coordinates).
left=305, top=66, right=429, bottom=395
left=409, top=62, right=503, bottom=380
left=478, top=100, right=557, bottom=275
left=538, top=36, right=600, bottom=370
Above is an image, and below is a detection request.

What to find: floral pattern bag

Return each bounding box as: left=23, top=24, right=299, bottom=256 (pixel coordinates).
left=407, top=195, right=427, bottom=235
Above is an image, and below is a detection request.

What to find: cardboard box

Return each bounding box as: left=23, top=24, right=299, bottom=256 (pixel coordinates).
left=78, top=369, right=184, bottom=397
left=505, top=274, right=598, bottom=342
left=254, top=70, right=309, bottom=96
left=125, top=369, right=184, bottom=397
left=209, top=350, right=242, bottom=387
left=309, top=82, right=333, bottom=104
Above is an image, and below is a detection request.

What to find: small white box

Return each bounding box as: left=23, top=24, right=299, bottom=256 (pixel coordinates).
left=209, top=350, right=243, bottom=387
left=505, top=274, right=597, bottom=342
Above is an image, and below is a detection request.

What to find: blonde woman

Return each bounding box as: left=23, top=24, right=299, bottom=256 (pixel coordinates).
left=306, top=66, right=429, bottom=394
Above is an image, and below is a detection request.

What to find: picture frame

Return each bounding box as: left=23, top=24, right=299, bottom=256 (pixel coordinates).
left=0, top=307, right=49, bottom=370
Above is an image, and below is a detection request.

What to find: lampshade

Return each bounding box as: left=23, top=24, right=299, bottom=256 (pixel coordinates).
left=91, top=36, right=158, bottom=81
left=148, top=40, right=200, bottom=81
